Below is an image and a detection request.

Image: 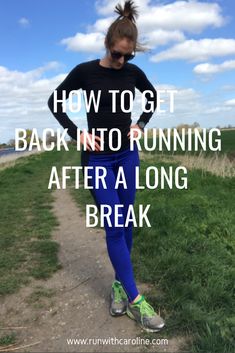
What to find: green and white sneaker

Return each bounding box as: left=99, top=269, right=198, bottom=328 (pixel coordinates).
left=110, top=280, right=128, bottom=316
left=127, top=295, right=165, bottom=332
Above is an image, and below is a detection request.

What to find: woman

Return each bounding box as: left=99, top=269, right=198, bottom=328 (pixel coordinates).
left=48, top=0, right=164, bottom=332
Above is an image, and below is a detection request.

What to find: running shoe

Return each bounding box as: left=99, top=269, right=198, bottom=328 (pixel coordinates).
left=127, top=295, right=165, bottom=332
left=110, top=280, right=128, bottom=316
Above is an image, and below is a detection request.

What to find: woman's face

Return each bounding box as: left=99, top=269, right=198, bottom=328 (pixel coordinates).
left=107, top=38, right=135, bottom=70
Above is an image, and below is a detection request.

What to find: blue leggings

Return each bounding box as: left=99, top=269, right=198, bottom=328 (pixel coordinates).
left=81, top=144, right=140, bottom=302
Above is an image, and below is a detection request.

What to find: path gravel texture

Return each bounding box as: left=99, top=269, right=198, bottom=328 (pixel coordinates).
left=1, top=187, right=185, bottom=352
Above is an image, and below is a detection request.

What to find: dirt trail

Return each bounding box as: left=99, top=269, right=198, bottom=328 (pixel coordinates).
left=1, top=188, right=185, bottom=352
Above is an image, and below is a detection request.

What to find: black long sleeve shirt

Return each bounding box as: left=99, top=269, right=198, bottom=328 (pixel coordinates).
left=48, top=59, right=157, bottom=152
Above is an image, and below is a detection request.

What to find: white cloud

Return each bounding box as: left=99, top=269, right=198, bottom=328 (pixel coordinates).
left=225, top=98, right=235, bottom=106
left=162, top=87, right=202, bottom=119
left=138, top=83, right=235, bottom=128
left=91, top=16, right=114, bottom=33
left=18, top=17, right=30, bottom=27
left=91, top=18, right=185, bottom=48
left=0, top=62, right=61, bottom=85
left=138, top=1, right=225, bottom=34
left=0, top=63, right=80, bottom=143
left=0, top=61, right=234, bottom=143
left=151, top=39, right=235, bottom=63
left=143, top=29, right=185, bottom=48
left=221, top=85, right=235, bottom=91
left=95, top=0, right=225, bottom=35
left=95, top=0, right=151, bottom=16
left=205, top=106, right=232, bottom=114
left=193, top=60, right=235, bottom=75
left=60, top=32, right=105, bottom=53
left=133, top=83, right=205, bottom=127
left=62, top=1, right=226, bottom=54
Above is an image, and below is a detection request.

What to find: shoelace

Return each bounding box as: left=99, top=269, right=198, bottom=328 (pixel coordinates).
left=119, top=285, right=128, bottom=300
left=113, top=282, right=126, bottom=303
left=139, top=297, right=156, bottom=318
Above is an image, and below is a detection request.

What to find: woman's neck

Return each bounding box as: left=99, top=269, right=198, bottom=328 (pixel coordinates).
left=99, top=57, right=111, bottom=68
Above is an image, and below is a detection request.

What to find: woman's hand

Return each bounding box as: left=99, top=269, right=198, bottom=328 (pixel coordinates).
left=80, top=131, right=102, bottom=152
left=127, top=124, right=144, bottom=139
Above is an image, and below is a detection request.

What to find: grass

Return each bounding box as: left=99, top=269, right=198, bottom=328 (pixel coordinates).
left=0, top=139, right=234, bottom=352
left=0, top=148, right=79, bottom=295
left=143, top=151, right=235, bottom=178
left=140, top=129, right=235, bottom=158
left=26, top=286, right=56, bottom=309
left=68, top=143, right=235, bottom=352
left=26, top=287, right=55, bottom=302
left=0, top=333, right=16, bottom=347
left=130, top=158, right=235, bottom=352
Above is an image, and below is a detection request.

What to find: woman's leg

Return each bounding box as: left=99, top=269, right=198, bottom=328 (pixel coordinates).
left=114, top=145, right=140, bottom=282
left=81, top=151, right=139, bottom=302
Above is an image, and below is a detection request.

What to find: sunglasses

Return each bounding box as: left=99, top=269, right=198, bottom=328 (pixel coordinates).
left=110, top=50, right=135, bottom=62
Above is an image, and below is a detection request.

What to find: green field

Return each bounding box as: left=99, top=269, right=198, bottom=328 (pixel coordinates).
left=140, top=129, right=235, bottom=157
left=131, top=159, right=235, bottom=352
left=70, top=137, right=235, bottom=352
left=0, top=130, right=234, bottom=352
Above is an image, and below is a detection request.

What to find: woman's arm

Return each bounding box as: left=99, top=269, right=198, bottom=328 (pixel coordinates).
left=47, top=65, right=84, bottom=141
left=135, top=66, right=157, bottom=130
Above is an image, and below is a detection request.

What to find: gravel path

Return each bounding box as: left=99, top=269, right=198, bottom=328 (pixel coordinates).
left=1, top=187, right=185, bottom=352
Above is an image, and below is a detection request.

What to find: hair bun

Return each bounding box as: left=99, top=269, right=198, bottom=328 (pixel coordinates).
left=115, top=0, right=138, bottom=23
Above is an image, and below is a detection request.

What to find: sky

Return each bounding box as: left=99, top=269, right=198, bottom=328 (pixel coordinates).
left=0, top=0, right=235, bottom=143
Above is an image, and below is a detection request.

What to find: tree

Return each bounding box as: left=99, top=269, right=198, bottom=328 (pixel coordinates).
left=46, top=131, right=57, bottom=145
left=7, top=139, right=15, bottom=147
left=17, top=129, right=42, bottom=149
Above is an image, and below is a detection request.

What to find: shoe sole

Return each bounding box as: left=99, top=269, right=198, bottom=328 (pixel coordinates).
left=126, top=309, right=165, bottom=332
